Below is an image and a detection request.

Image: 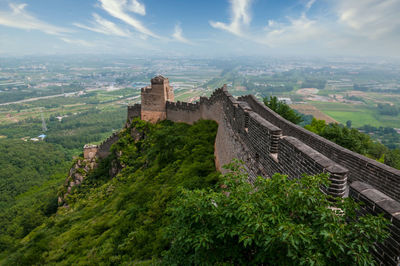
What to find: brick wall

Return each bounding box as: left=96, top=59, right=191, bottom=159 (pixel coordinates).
left=97, top=132, right=119, bottom=159
left=350, top=181, right=400, bottom=265
left=238, top=95, right=400, bottom=202
left=127, top=104, right=141, bottom=122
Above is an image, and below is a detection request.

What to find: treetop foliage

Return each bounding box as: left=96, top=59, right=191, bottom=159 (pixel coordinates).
left=305, top=118, right=400, bottom=169
left=264, top=96, right=303, bottom=124
left=163, top=160, right=389, bottom=265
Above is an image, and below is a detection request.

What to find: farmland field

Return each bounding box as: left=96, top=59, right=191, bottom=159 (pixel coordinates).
left=312, top=102, right=400, bottom=128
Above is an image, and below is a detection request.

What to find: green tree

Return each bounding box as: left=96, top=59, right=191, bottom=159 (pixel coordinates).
left=163, top=161, right=389, bottom=265
left=385, top=149, right=400, bottom=169
left=263, top=96, right=303, bottom=124
left=346, top=120, right=352, bottom=128
left=305, top=118, right=390, bottom=164
left=304, top=117, right=326, bottom=135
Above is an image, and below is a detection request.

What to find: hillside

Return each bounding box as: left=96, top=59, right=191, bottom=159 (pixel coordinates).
left=1, top=119, right=219, bottom=265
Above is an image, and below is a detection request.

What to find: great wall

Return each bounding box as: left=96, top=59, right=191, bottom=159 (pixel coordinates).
left=82, top=76, right=400, bottom=265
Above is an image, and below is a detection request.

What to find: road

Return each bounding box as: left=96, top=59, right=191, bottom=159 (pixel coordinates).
left=0, top=92, right=80, bottom=106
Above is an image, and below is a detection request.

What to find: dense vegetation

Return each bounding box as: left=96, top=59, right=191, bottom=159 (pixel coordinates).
left=164, top=161, right=388, bottom=265
left=0, top=107, right=126, bottom=150
left=0, top=140, right=69, bottom=253
left=45, top=108, right=126, bottom=149
left=359, top=125, right=400, bottom=149
left=0, top=106, right=126, bottom=257
left=0, top=140, right=69, bottom=210
left=377, top=103, right=399, bottom=116
left=1, top=119, right=219, bottom=264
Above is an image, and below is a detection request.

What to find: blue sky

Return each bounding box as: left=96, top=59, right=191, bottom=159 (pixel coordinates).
left=0, top=0, right=399, bottom=57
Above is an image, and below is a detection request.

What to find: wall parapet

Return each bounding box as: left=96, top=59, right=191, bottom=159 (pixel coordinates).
left=127, top=103, right=141, bottom=123
left=281, top=136, right=348, bottom=197
left=166, top=101, right=200, bottom=111
left=350, top=181, right=400, bottom=265
left=97, top=131, right=119, bottom=159
left=238, top=94, right=400, bottom=202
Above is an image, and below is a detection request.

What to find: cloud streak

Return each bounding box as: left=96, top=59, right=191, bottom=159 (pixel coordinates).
left=60, top=37, right=94, bottom=47
left=0, top=3, right=71, bottom=35
left=210, top=0, right=252, bottom=36
left=74, top=13, right=130, bottom=37
left=98, top=0, right=157, bottom=38
left=172, top=24, right=192, bottom=44
left=336, top=0, right=400, bottom=39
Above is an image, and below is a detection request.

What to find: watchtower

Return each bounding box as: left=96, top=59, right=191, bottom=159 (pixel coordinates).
left=141, top=75, right=174, bottom=123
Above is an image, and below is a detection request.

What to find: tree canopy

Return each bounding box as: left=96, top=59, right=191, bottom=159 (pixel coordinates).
left=263, top=96, right=303, bottom=124
left=163, top=161, right=389, bottom=265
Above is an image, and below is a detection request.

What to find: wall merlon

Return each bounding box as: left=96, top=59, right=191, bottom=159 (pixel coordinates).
left=281, top=136, right=335, bottom=169
left=248, top=111, right=281, bottom=133
left=351, top=182, right=400, bottom=216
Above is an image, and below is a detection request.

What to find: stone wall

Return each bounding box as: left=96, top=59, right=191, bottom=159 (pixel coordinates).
left=166, top=101, right=202, bottom=124
left=350, top=181, right=400, bottom=265
left=97, top=132, right=119, bottom=159
left=127, top=104, right=141, bottom=123
left=238, top=95, right=400, bottom=202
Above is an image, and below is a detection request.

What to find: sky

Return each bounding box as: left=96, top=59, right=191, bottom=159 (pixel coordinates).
left=0, top=0, right=399, bottom=57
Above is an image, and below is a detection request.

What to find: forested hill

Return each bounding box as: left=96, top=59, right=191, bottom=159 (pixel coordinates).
left=0, top=119, right=219, bottom=265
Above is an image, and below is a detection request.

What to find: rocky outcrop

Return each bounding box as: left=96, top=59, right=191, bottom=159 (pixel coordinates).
left=58, top=157, right=97, bottom=206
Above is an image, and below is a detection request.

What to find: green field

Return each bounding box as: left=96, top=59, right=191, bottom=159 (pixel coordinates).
left=312, top=102, right=400, bottom=128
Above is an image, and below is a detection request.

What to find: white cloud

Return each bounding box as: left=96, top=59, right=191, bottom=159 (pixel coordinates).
left=172, top=24, right=192, bottom=44
left=210, top=0, right=252, bottom=36
left=260, top=14, right=323, bottom=47
left=0, top=3, right=71, bottom=35
left=98, top=0, right=157, bottom=38
left=60, top=37, right=95, bottom=47
left=305, top=0, right=317, bottom=11
left=256, top=0, right=400, bottom=55
left=336, top=0, right=400, bottom=39
left=74, top=13, right=130, bottom=37
left=128, top=0, right=146, bottom=16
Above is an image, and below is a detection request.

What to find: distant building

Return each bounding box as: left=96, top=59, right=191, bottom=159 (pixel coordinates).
left=278, top=97, right=292, bottom=104
left=38, top=134, right=46, bottom=139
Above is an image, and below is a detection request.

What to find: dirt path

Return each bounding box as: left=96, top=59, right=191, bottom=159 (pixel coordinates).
left=290, top=104, right=338, bottom=124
